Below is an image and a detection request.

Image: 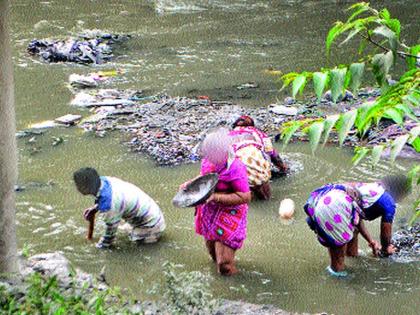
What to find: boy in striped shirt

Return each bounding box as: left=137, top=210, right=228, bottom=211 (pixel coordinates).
left=73, top=167, right=166, bottom=249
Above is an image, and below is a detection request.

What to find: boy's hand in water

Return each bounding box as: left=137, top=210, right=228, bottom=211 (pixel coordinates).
left=83, top=205, right=97, bottom=221
left=368, top=240, right=381, bottom=256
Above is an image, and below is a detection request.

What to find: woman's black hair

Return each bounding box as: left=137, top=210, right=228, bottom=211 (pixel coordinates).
left=381, top=174, right=411, bottom=202
left=73, top=167, right=101, bottom=195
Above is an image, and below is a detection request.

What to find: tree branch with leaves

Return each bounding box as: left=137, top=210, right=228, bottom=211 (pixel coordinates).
left=277, top=2, right=419, bottom=223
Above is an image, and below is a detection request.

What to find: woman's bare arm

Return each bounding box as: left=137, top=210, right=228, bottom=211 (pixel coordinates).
left=207, top=191, right=251, bottom=206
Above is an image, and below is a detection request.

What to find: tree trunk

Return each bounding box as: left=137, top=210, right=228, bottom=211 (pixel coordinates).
left=0, top=0, right=18, bottom=274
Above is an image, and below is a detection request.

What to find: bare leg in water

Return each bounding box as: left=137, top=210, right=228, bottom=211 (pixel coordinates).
left=346, top=231, right=359, bottom=257
left=215, top=241, right=238, bottom=276
left=328, top=245, right=346, bottom=272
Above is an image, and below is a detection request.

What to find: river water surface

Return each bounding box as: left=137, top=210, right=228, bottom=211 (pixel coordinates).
left=10, top=1, right=420, bottom=314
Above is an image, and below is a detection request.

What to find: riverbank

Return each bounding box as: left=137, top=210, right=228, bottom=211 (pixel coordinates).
left=20, top=86, right=420, bottom=166
left=1, top=252, right=306, bottom=315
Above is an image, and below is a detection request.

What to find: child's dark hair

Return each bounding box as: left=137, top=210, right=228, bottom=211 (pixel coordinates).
left=73, top=167, right=101, bottom=195
left=381, top=174, right=411, bottom=202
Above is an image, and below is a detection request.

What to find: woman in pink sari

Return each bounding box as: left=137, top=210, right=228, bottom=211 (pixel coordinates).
left=186, top=128, right=251, bottom=276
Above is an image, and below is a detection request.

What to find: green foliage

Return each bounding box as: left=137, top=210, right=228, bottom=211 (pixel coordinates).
left=349, top=62, right=365, bottom=93
left=276, top=2, right=420, bottom=223
left=292, top=74, right=307, bottom=98
left=406, top=45, right=420, bottom=70
left=330, top=68, right=347, bottom=102
left=0, top=273, right=138, bottom=314
left=337, top=110, right=357, bottom=146
left=372, top=51, right=394, bottom=89
left=280, top=120, right=304, bottom=148
left=307, top=121, right=324, bottom=153
left=279, top=1, right=418, bottom=102
left=313, top=72, right=329, bottom=102
left=322, top=115, right=339, bottom=145
left=352, top=146, right=370, bottom=165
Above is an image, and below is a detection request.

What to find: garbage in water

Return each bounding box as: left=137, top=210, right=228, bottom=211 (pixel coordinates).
left=69, top=70, right=121, bottom=89
left=28, top=120, right=59, bottom=129
left=391, top=223, right=420, bottom=263
left=54, top=114, right=82, bottom=125
left=29, top=114, right=82, bottom=129
left=70, top=89, right=143, bottom=107
left=237, top=82, right=258, bottom=90
left=27, top=30, right=130, bottom=64
left=278, top=198, right=295, bottom=220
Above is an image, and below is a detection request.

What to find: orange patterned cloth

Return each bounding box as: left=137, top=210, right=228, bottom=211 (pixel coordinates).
left=233, top=140, right=271, bottom=187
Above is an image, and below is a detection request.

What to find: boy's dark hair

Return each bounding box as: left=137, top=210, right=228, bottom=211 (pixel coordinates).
left=73, top=167, right=101, bottom=195
left=381, top=174, right=411, bottom=202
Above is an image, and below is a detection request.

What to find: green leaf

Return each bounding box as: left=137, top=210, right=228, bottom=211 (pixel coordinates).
left=395, top=103, right=418, bottom=122
left=407, top=165, right=420, bottom=188
left=292, top=74, right=307, bottom=98
left=352, top=146, right=370, bottom=165
left=337, top=110, right=357, bottom=146
left=281, top=121, right=302, bottom=148
left=371, top=145, right=385, bottom=167
left=348, top=2, right=370, bottom=11
left=348, top=62, right=365, bottom=93
left=330, top=68, right=347, bottom=102
left=409, top=125, right=420, bottom=152
left=347, top=6, right=370, bottom=23
left=280, top=72, right=299, bottom=90
left=385, top=19, right=401, bottom=39
left=372, top=51, right=394, bottom=88
left=313, top=72, right=328, bottom=102
left=373, top=26, right=398, bottom=52
left=326, top=22, right=344, bottom=55
left=404, top=91, right=420, bottom=107
left=383, top=108, right=403, bottom=125
left=379, top=8, right=391, bottom=21
left=339, top=27, right=363, bottom=47
left=308, top=121, right=324, bottom=153
left=390, top=134, right=410, bottom=162
left=406, top=45, right=420, bottom=70
left=355, top=101, right=375, bottom=132
left=358, top=38, right=368, bottom=55
left=408, top=125, right=420, bottom=143
left=322, top=114, right=340, bottom=145
left=411, top=138, right=420, bottom=153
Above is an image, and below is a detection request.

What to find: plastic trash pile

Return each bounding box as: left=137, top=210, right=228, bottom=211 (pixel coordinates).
left=27, top=30, right=130, bottom=64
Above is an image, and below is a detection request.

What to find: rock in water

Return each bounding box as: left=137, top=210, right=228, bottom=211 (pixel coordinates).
left=279, top=198, right=295, bottom=219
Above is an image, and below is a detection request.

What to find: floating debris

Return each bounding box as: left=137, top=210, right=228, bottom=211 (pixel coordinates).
left=51, top=136, right=64, bottom=146
left=391, top=223, right=420, bottom=263
left=28, top=120, right=59, bottom=129
left=54, top=114, right=82, bottom=125
left=268, top=104, right=298, bottom=116
left=70, top=89, right=143, bottom=107
left=237, top=82, right=258, bottom=90
left=69, top=70, right=121, bottom=89
left=27, top=30, right=130, bottom=64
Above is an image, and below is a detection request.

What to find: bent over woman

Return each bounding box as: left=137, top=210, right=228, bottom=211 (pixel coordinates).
left=304, top=175, right=410, bottom=276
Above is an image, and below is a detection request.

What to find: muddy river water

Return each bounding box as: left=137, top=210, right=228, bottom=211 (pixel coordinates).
left=10, top=1, right=419, bottom=314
